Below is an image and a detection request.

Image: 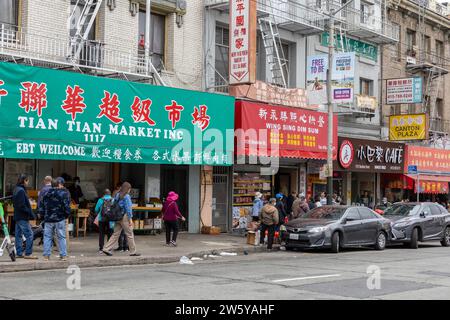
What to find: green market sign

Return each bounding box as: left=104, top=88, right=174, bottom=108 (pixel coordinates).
left=0, top=62, right=235, bottom=165
left=321, top=32, right=378, bottom=62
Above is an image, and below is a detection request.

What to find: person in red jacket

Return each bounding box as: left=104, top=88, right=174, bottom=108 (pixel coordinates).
left=162, top=191, right=185, bottom=247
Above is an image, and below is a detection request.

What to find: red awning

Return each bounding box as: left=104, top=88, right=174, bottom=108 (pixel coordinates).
left=405, top=174, right=450, bottom=182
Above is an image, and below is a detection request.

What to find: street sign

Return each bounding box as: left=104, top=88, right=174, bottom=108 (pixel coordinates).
left=408, top=165, right=418, bottom=174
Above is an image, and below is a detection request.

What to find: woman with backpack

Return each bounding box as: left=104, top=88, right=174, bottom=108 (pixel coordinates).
left=162, top=191, right=185, bottom=247
left=95, top=189, right=114, bottom=254
left=101, top=182, right=141, bottom=257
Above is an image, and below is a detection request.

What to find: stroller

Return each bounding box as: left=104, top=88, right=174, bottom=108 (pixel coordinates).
left=0, top=196, right=16, bottom=262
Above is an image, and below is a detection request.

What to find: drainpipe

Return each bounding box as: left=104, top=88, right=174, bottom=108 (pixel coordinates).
left=145, top=0, right=151, bottom=75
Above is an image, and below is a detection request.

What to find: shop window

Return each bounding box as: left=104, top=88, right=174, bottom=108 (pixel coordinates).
left=4, top=159, right=35, bottom=195
left=360, top=78, right=373, bottom=96
left=215, top=25, right=229, bottom=91
left=139, top=11, right=166, bottom=72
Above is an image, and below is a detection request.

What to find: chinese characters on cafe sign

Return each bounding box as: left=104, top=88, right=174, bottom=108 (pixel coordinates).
left=229, top=0, right=256, bottom=85
left=0, top=62, right=235, bottom=165
left=335, top=138, right=405, bottom=173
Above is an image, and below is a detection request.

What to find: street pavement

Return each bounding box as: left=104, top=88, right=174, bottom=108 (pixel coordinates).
left=1, top=242, right=450, bottom=299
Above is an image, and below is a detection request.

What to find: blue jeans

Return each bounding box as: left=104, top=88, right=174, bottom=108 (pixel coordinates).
left=43, top=220, right=67, bottom=257
left=15, top=220, right=34, bottom=256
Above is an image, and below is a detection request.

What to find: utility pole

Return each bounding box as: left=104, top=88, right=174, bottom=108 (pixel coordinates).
left=326, top=0, right=355, bottom=205
left=326, top=14, right=335, bottom=205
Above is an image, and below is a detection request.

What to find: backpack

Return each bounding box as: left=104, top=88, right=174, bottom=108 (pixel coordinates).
left=103, top=197, right=125, bottom=221
left=101, top=198, right=113, bottom=220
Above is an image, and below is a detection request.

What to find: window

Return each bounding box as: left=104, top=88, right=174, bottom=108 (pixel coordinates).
left=406, top=29, right=416, bottom=53
left=0, top=0, right=19, bottom=35
left=360, top=78, right=373, bottom=96
left=215, top=25, right=229, bottom=91
left=360, top=3, right=372, bottom=24
left=341, top=0, right=348, bottom=18
left=430, top=205, right=443, bottom=216
left=358, top=208, right=378, bottom=220
left=423, top=35, right=431, bottom=54
left=435, top=40, right=444, bottom=65
left=5, top=159, right=35, bottom=195
left=422, top=206, right=431, bottom=216
left=139, top=11, right=166, bottom=71
left=346, top=208, right=361, bottom=221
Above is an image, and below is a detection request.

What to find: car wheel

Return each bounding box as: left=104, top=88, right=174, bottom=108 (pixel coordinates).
left=374, top=232, right=386, bottom=251
left=410, top=228, right=419, bottom=249
left=331, top=232, right=340, bottom=253
left=440, top=226, right=450, bottom=247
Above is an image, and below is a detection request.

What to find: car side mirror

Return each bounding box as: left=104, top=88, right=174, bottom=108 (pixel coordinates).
left=341, top=218, right=347, bottom=224
left=420, top=212, right=426, bottom=218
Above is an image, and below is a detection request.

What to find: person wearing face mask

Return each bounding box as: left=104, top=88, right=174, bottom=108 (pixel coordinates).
left=69, top=177, right=84, bottom=205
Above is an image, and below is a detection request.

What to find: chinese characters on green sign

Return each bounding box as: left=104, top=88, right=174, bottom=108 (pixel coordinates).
left=0, top=62, right=235, bottom=165
left=321, top=32, right=378, bottom=62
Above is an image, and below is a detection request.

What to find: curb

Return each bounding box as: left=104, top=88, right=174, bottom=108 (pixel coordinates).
left=0, top=244, right=278, bottom=274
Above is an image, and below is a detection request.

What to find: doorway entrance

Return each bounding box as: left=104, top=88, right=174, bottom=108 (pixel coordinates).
left=161, top=166, right=189, bottom=231
left=212, top=166, right=230, bottom=232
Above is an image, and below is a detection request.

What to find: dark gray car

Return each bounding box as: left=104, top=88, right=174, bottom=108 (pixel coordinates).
left=384, top=202, right=450, bottom=249
left=281, top=205, right=392, bottom=253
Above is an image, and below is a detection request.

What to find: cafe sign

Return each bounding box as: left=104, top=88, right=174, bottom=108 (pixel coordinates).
left=0, top=62, right=235, bottom=165
left=389, top=114, right=428, bottom=141
left=335, top=138, right=405, bottom=173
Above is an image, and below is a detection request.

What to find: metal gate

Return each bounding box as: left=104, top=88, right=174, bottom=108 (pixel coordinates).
left=212, top=166, right=230, bottom=232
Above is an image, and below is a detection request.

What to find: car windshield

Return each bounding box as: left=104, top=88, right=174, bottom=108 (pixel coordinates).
left=384, top=204, right=421, bottom=216
left=300, top=207, right=347, bottom=220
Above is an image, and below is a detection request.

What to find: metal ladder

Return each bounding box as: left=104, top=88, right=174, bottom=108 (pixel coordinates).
left=69, top=0, right=103, bottom=61
left=258, top=3, right=288, bottom=88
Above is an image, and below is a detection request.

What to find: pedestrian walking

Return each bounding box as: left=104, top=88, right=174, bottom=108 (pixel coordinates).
left=258, top=198, right=279, bottom=251
left=162, top=191, right=186, bottom=247
left=111, top=182, right=128, bottom=251
left=275, top=193, right=287, bottom=225
left=251, top=192, right=264, bottom=222
left=94, top=189, right=114, bottom=253
left=13, top=174, right=38, bottom=259
left=37, top=176, right=53, bottom=219
left=291, top=195, right=309, bottom=219
left=102, top=182, right=141, bottom=257
left=40, top=177, right=71, bottom=261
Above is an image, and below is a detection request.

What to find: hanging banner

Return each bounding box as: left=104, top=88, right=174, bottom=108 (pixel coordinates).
left=0, top=62, right=235, bottom=165
left=386, top=77, right=423, bottom=104
left=332, top=52, right=355, bottom=104
left=404, top=145, right=450, bottom=174
left=321, top=32, right=378, bottom=62
left=229, top=0, right=256, bottom=85
left=306, top=55, right=328, bottom=106
left=389, top=114, right=428, bottom=141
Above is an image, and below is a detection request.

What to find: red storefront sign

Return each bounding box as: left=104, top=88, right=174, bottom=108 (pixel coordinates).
left=404, top=145, right=450, bottom=173
left=234, top=100, right=338, bottom=159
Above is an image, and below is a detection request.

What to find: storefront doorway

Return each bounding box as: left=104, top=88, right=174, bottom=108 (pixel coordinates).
left=212, top=166, right=230, bottom=231
left=161, top=166, right=189, bottom=231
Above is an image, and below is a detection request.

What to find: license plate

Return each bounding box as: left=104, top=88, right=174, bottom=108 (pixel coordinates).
left=289, top=233, right=299, bottom=240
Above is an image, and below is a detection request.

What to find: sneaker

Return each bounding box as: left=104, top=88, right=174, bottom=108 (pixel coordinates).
left=102, top=250, right=113, bottom=256
left=24, top=255, right=38, bottom=260
left=164, top=243, right=171, bottom=247
left=130, top=252, right=141, bottom=257
left=99, top=250, right=105, bottom=255
left=60, top=256, right=67, bottom=261
left=43, top=256, right=50, bottom=261
left=170, top=241, right=177, bottom=247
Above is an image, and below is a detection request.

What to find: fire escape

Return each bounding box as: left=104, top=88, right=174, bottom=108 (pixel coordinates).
left=0, top=0, right=168, bottom=85
left=405, top=0, right=449, bottom=145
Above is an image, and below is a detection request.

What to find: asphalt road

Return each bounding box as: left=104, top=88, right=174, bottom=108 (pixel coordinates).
left=1, top=242, right=450, bottom=300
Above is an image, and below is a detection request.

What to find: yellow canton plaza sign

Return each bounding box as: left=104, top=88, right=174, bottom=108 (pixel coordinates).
left=389, top=114, right=428, bottom=141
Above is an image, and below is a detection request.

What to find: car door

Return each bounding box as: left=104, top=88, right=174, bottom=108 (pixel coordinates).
left=358, top=208, right=379, bottom=244
left=420, top=205, right=435, bottom=240
left=342, top=208, right=363, bottom=245
left=429, top=204, right=446, bottom=239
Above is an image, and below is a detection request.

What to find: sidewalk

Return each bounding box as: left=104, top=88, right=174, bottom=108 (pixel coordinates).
left=0, top=233, right=272, bottom=273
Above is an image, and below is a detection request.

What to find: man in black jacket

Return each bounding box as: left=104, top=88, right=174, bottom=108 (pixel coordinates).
left=13, top=174, right=37, bottom=259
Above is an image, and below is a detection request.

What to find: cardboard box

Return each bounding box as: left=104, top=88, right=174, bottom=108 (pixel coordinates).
left=247, top=231, right=260, bottom=246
